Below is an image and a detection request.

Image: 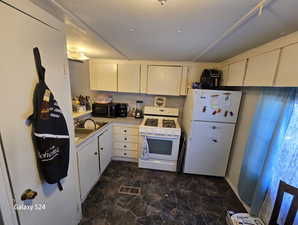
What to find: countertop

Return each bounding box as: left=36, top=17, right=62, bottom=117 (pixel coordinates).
left=91, top=116, right=143, bottom=126
left=73, top=110, right=92, bottom=120
left=74, top=116, right=142, bottom=148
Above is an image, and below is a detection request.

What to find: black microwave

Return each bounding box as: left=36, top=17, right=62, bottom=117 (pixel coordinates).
left=92, top=103, right=117, bottom=118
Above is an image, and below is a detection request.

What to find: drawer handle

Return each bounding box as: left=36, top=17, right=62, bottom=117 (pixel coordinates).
left=94, top=152, right=98, bottom=155
left=124, top=130, right=127, bottom=133
left=124, top=138, right=127, bottom=141
left=100, top=147, right=103, bottom=151
left=124, top=153, right=127, bottom=156
left=124, top=145, right=127, bottom=148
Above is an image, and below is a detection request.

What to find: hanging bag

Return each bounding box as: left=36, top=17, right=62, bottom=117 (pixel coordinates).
left=27, top=47, right=70, bottom=191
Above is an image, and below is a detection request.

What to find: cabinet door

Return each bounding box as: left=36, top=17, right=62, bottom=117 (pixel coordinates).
left=221, top=65, right=230, bottom=86
left=244, top=49, right=280, bottom=86
left=225, top=60, right=247, bottom=86
left=140, top=65, right=148, bottom=93
left=275, top=43, right=298, bottom=87
left=147, top=66, right=182, bottom=96
left=77, top=138, right=100, bottom=201
left=184, top=122, right=235, bottom=177
left=118, top=64, right=140, bottom=93
left=180, top=66, right=189, bottom=96
left=90, top=61, right=117, bottom=91
left=99, top=128, right=112, bottom=173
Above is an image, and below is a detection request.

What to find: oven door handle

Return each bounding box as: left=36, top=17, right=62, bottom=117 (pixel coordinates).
left=142, top=135, right=178, bottom=141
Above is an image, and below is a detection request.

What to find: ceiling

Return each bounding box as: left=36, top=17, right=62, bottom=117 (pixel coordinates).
left=30, top=0, right=298, bottom=62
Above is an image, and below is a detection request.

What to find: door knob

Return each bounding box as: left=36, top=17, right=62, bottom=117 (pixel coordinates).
left=21, top=189, right=37, bottom=201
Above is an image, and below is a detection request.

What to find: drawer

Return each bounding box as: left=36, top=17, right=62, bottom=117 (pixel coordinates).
left=113, top=126, right=138, bottom=136
left=114, top=135, right=138, bottom=143
left=113, top=149, right=137, bottom=158
left=113, top=142, right=138, bottom=151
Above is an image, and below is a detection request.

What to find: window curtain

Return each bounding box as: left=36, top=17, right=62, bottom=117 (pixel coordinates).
left=238, top=87, right=296, bottom=216
left=259, top=93, right=298, bottom=224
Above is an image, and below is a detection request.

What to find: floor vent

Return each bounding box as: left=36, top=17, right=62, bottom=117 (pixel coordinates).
left=119, top=185, right=141, bottom=196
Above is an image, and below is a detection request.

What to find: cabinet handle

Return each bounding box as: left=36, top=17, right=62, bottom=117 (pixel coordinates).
left=124, top=153, right=127, bottom=156
left=94, top=152, right=98, bottom=155
left=124, top=145, right=127, bottom=148
left=100, top=147, right=103, bottom=151
left=124, top=130, right=127, bottom=133
left=124, top=137, right=127, bottom=141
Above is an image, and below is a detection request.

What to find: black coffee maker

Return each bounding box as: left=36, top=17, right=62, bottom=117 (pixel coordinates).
left=199, top=69, right=222, bottom=89
left=116, top=103, right=128, bottom=117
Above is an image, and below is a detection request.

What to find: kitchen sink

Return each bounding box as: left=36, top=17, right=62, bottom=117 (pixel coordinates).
left=74, top=121, right=108, bottom=142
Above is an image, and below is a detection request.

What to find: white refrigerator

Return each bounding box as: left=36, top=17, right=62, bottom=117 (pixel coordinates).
left=182, top=89, right=242, bottom=177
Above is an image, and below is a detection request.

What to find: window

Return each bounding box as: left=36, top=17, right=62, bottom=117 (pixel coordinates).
left=260, top=97, right=298, bottom=224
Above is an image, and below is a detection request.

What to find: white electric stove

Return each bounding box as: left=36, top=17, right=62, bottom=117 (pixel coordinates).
left=138, top=106, right=181, bottom=172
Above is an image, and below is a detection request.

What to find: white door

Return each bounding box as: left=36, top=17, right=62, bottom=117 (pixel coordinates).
left=118, top=64, right=141, bottom=93
left=77, top=138, right=100, bottom=201
left=147, top=66, right=182, bottom=96
left=184, top=122, right=236, bottom=177
left=190, top=89, right=242, bottom=123
left=0, top=3, right=81, bottom=225
left=0, top=134, right=18, bottom=225
left=89, top=61, right=118, bottom=91
left=99, top=128, right=112, bottom=173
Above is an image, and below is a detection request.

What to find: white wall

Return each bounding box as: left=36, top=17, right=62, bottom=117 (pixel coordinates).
left=225, top=87, right=261, bottom=210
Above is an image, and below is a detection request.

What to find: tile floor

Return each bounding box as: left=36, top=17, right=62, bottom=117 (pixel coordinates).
left=79, top=161, right=246, bottom=225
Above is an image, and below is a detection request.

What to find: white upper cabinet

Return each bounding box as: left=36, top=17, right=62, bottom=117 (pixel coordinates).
left=225, top=60, right=247, bottom=86
left=244, top=49, right=281, bottom=86
left=221, top=65, right=229, bottom=86
left=90, top=60, right=118, bottom=91
left=147, top=66, right=182, bottom=96
left=275, top=43, right=298, bottom=87
left=118, top=64, right=141, bottom=93
left=140, top=64, right=148, bottom=94
left=180, top=66, right=189, bottom=96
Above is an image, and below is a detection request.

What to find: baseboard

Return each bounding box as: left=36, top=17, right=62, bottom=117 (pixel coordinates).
left=112, top=157, right=138, bottom=163
left=225, top=177, right=251, bottom=213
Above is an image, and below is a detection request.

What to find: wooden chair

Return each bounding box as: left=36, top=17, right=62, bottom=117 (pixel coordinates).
left=269, top=180, right=298, bottom=225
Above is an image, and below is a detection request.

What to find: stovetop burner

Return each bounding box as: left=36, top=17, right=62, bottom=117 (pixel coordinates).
left=162, top=119, right=176, bottom=128
left=145, top=118, right=158, bottom=127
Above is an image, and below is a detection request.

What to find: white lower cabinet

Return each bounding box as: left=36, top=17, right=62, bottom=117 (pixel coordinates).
left=98, top=127, right=113, bottom=173
left=77, top=126, right=112, bottom=202
left=112, top=125, right=139, bottom=161
left=77, top=138, right=100, bottom=201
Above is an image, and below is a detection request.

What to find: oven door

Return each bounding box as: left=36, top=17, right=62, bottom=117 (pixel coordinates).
left=143, top=134, right=180, bottom=161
